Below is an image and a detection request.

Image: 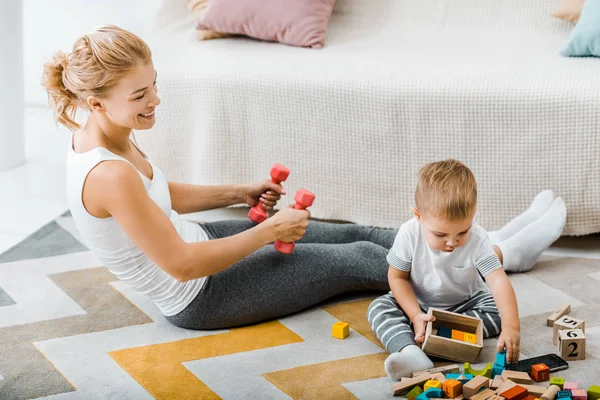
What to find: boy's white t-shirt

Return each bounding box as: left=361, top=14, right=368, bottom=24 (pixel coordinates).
left=387, top=217, right=502, bottom=309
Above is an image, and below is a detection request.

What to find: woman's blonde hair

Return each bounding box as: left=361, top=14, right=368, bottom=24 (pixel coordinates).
left=41, top=25, right=152, bottom=131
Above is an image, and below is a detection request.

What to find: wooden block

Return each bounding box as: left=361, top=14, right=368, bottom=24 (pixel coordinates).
left=501, top=370, right=533, bottom=385
left=417, top=388, right=444, bottom=400
left=471, top=388, right=497, bottom=400
left=491, top=376, right=505, bottom=390
left=392, top=374, right=434, bottom=396
left=490, top=396, right=506, bottom=400
left=463, top=375, right=490, bottom=398
left=524, top=396, right=538, bottom=400
left=501, top=385, right=528, bottom=400
left=405, top=386, right=424, bottom=399
left=563, top=382, right=578, bottom=391
left=547, top=304, right=571, bottom=327
left=553, top=316, right=585, bottom=345
left=497, top=379, right=518, bottom=395
left=425, top=380, right=443, bottom=390
left=443, top=379, right=463, bottom=398
left=571, top=390, right=587, bottom=400
left=464, top=333, right=477, bottom=343
left=430, top=372, right=446, bottom=382
left=332, top=321, right=349, bottom=339
left=588, top=386, right=600, bottom=400
left=521, top=384, right=551, bottom=397
left=413, top=364, right=461, bottom=377
left=541, top=385, right=562, bottom=400
left=550, top=378, right=565, bottom=390
left=452, top=330, right=466, bottom=341
left=422, top=308, right=483, bottom=363
left=531, top=363, right=550, bottom=382
left=557, top=390, right=572, bottom=399
left=465, top=362, right=493, bottom=378
left=438, top=327, right=452, bottom=338
left=558, top=329, right=586, bottom=361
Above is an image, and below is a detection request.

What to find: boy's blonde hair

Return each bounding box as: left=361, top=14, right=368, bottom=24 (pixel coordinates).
left=41, top=25, right=152, bottom=132
left=415, top=159, right=477, bottom=221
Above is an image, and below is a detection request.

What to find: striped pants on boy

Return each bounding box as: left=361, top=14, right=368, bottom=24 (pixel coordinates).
left=367, top=291, right=501, bottom=353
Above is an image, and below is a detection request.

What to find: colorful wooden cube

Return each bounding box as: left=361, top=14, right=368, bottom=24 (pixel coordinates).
left=553, top=316, right=585, bottom=345
left=452, top=329, right=465, bottom=341
left=588, top=386, right=600, bottom=400
left=332, top=321, right=349, bottom=339
left=558, top=329, right=586, bottom=361
left=572, top=389, right=587, bottom=400
left=438, top=326, right=452, bottom=338
left=564, top=382, right=579, bottom=391
left=424, top=379, right=442, bottom=390
left=443, top=378, right=463, bottom=398
left=463, top=375, right=491, bottom=398
left=531, top=363, right=550, bottom=382
left=550, top=378, right=565, bottom=389
left=558, top=390, right=573, bottom=399
left=501, top=385, right=528, bottom=400
left=464, top=332, right=477, bottom=343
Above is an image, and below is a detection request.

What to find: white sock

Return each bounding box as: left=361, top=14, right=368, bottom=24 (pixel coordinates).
left=498, top=197, right=566, bottom=272
left=488, top=190, right=556, bottom=243
left=384, top=345, right=434, bottom=380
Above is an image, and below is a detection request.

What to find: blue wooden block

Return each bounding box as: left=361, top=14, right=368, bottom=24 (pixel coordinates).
left=416, top=388, right=444, bottom=400
left=445, top=373, right=473, bottom=384
left=558, top=391, right=573, bottom=399
left=438, top=327, right=452, bottom=338
left=492, top=364, right=504, bottom=378
left=495, top=350, right=506, bottom=367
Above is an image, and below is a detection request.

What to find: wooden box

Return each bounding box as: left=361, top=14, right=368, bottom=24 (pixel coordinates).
left=422, top=308, right=483, bottom=363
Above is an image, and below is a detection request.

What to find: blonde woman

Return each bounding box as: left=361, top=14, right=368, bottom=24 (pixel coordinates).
left=42, top=25, right=566, bottom=330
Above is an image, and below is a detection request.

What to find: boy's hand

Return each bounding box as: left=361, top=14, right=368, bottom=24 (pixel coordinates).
left=497, top=327, right=521, bottom=364
left=411, top=312, right=436, bottom=344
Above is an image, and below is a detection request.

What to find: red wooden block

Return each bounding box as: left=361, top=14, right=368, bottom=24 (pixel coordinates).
left=501, top=385, right=528, bottom=400
left=531, top=363, right=550, bottom=382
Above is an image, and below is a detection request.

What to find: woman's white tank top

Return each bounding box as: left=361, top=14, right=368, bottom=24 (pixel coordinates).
left=66, top=141, right=207, bottom=316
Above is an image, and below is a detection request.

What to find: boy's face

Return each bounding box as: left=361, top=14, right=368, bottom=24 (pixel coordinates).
left=415, top=211, right=474, bottom=253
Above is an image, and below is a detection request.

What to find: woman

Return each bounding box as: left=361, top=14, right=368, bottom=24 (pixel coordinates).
left=42, top=25, right=566, bottom=330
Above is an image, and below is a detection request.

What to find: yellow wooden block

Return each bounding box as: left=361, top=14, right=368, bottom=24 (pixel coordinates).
left=425, top=380, right=443, bottom=390
left=451, top=330, right=465, bottom=341
left=332, top=321, right=350, bottom=339
left=464, top=333, right=477, bottom=343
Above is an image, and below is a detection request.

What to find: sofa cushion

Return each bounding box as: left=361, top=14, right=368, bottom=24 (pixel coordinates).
left=561, top=0, right=600, bottom=57
left=196, top=0, right=336, bottom=48
left=185, top=0, right=230, bottom=40
left=552, top=0, right=585, bottom=23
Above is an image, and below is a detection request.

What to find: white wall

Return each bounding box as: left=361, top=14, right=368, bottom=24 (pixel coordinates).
left=24, top=0, right=161, bottom=106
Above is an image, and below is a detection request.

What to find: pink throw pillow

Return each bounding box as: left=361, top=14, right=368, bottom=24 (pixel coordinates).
left=197, top=0, right=337, bottom=49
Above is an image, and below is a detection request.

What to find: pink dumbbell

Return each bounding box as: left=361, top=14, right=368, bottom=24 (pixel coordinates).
left=274, top=189, right=316, bottom=254
left=248, top=163, right=290, bottom=224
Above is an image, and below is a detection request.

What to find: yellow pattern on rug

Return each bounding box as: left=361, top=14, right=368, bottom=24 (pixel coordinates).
left=109, top=321, right=304, bottom=400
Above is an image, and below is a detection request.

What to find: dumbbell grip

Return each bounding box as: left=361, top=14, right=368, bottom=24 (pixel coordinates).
left=274, top=203, right=307, bottom=254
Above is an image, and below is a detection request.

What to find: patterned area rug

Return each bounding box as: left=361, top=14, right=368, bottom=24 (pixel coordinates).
left=1, top=212, right=599, bottom=399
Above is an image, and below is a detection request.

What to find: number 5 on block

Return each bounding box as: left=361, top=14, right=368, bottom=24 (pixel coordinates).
left=558, top=329, right=586, bottom=361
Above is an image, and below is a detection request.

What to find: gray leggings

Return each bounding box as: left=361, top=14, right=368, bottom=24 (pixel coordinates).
left=165, top=220, right=397, bottom=330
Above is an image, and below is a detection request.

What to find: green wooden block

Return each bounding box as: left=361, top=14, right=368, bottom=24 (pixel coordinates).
left=588, top=385, right=600, bottom=400
left=550, top=377, right=565, bottom=389
left=405, top=385, right=424, bottom=399
left=464, top=362, right=492, bottom=378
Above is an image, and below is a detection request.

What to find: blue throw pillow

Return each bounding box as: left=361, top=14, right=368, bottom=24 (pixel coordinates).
left=561, top=0, right=600, bottom=57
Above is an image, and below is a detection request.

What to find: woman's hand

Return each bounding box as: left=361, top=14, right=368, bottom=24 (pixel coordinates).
left=266, top=206, right=310, bottom=243
left=411, top=312, right=436, bottom=344
left=497, top=327, right=521, bottom=364
left=243, top=180, right=286, bottom=210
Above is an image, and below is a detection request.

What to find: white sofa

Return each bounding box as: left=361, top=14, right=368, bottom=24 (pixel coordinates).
left=142, top=0, right=600, bottom=235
